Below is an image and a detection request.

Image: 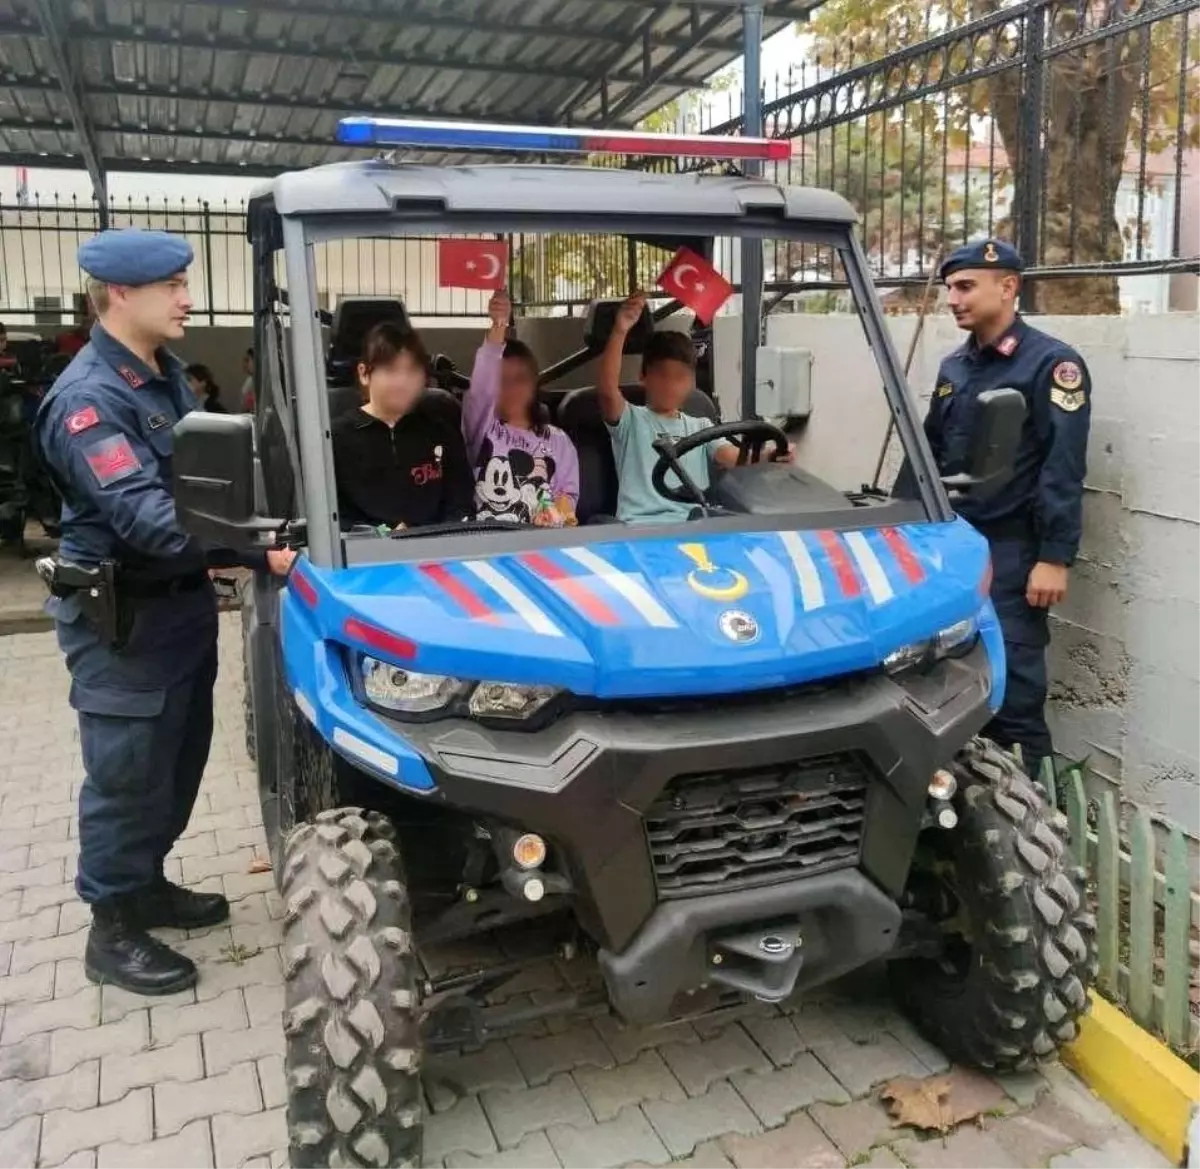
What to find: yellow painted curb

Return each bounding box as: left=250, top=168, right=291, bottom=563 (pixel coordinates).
left=1063, top=994, right=1200, bottom=1164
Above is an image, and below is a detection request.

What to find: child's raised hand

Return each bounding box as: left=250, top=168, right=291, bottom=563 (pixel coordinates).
left=615, top=291, right=645, bottom=335
left=487, top=291, right=511, bottom=339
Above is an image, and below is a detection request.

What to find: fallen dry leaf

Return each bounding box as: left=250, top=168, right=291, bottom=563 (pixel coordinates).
left=880, top=1066, right=1008, bottom=1134
left=247, top=855, right=272, bottom=874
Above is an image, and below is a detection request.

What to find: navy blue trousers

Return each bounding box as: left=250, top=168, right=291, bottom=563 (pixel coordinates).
left=54, top=588, right=219, bottom=904
left=983, top=536, right=1053, bottom=776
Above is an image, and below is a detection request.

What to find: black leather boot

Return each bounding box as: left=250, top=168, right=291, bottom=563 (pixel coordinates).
left=84, top=898, right=198, bottom=995
left=136, top=879, right=230, bottom=930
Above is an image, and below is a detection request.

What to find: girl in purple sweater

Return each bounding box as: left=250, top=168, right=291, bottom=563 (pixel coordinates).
left=462, top=292, right=580, bottom=526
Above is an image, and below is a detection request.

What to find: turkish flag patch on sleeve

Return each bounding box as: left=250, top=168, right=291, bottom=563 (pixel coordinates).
left=84, top=435, right=141, bottom=487
left=656, top=247, right=734, bottom=325
left=65, top=406, right=100, bottom=435
left=438, top=239, right=509, bottom=290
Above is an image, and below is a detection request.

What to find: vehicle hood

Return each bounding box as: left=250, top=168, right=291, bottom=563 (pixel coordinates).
left=292, top=519, right=991, bottom=700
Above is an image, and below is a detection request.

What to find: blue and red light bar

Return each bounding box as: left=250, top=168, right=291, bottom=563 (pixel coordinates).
left=336, top=116, right=790, bottom=162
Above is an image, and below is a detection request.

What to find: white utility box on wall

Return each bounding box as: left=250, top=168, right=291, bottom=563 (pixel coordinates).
left=755, top=345, right=813, bottom=419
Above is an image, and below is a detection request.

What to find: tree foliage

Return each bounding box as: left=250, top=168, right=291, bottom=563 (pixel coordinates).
left=803, top=0, right=1199, bottom=312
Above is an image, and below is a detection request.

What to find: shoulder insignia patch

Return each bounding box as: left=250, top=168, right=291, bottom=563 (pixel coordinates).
left=65, top=406, right=100, bottom=435
left=84, top=435, right=141, bottom=487
left=1052, top=360, right=1083, bottom=391
left=936, top=382, right=954, bottom=398
left=117, top=365, right=145, bottom=389
left=996, top=334, right=1019, bottom=357
left=1050, top=386, right=1087, bottom=413
left=147, top=412, right=170, bottom=430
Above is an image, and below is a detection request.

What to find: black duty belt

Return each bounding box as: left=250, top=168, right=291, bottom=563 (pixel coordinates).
left=118, top=569, right=210, bottom=599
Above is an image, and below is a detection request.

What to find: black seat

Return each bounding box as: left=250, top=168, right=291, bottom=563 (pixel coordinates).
left=326, top=297, right=412, bottom=422
left=558, top=386, right=718, bottom=523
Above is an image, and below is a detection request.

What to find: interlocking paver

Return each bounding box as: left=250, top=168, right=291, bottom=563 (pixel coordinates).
left=211, top=1107, right=287, bottom=1169
left=809, top=1096, right=900, bottom=1161
left=10, top=927, right=87, bottom=974
left=53, top=957, right=91, bottom=997
left=20, top=880, right=77, bottom=915
left=191, top=947, right=281, bottom=1002
left=0, top=960, right=54, bottom=1005
left=1, top=984, right=100, bottom=1044
left=742, top=1014, right=807, bottom=1067
left=731, top=1052, right=850, bottom=1126
left=810, top=1030, right=932, bottom=1098
left=49, top=1011, right=149, bottom=1075
left=3, top=1057, right=98, bottom=1126
left=155, top=1059, right=262, bottom=1135
left=58, top=900, right=91, bottom=935
left=643, top=1082, right=762, bottom=1158
left=0, top=1031, right=50, bottom=1080
left=40, top=1088, right=154, bottom=1166
left=548, top=1105, right=671, bottom=1168
left=202, top=1019, right=285, bottom=1075
left=425, top=1095, right=499, bottom=1163
left=482, top=1072, right=593, bottom=1149
left=150, top=986, right=248, bottom=1044
left=242, top=982, right=284, bottom=1027
left=594, top=1014, right=699, bottom=1064
left=0, top=904, right=58, bottom=944
left=102, top=980, right=194, bottom=1024
left=425, top=1041, right=527, bottom=1111
left=44, top=1149, right=98, bottom=1168
left=0, top=1116, right=41, bottom=1169
left=258, top=1053, right=286, bottom=1110
left=894, top=1125, right=1023, bottom=1168
left=719, top=1111, right=846, bottom=1169
left=97, top=1118, right=215, bottom=1169
left=100, top=1034, right=203, bottom=1103
left=510, top=1023, right=615, bottom=1085
left=444, top=1131, right=562, bottom=1169
left=574, top=1050, right=687, bottom=1123
left=661, top=1024, right=771, bottom=1097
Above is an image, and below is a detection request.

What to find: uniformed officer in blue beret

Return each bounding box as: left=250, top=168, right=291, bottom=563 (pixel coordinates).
left=923, top=239, right=1091, bottom=780
left=35, top=228, right=294, bottom=995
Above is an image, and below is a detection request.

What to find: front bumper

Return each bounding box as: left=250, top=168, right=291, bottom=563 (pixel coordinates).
left=396, top=642, right=993, bottom=961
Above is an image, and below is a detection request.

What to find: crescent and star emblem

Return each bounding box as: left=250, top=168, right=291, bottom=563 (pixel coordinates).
left=679, top=543, right=749, bottom=601
left=669, top=262, right=706, bottom=294
left=466, top=251, right=503, bottom=281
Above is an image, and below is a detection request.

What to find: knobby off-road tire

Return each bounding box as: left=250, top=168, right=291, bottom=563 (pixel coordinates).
left=281, top=807, right=423, bottom=1168
left=240, top=579, right=256, bottom=763
left=890, top=737, right=1098, bottom=1072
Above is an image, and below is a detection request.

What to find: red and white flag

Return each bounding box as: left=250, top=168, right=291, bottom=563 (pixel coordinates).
left=438, top=239, right=509, bottom=290
left=656, top=247, right=734, bottom=325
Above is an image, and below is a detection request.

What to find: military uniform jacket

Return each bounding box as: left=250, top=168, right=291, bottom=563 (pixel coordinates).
left=925, top=317, right=1091, bottom=565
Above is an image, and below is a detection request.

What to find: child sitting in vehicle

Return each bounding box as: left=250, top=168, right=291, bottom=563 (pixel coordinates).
left=462, top=291, right=579, bottom=527
left=332, top=322, right=475, bottom=531
left=599, top=291, right=789, bottom=524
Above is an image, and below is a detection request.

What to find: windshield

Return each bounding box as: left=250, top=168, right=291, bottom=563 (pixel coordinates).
left=269, top=214, right=943, bottom=567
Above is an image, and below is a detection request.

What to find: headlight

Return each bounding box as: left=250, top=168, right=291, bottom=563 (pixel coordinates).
left=883, top=617, right=978, bottom=675
left=358, top=656, right=562, bottom=723
left=469, top=682, right=560, bottom=721
left=360, top=657, right=466, bottom=714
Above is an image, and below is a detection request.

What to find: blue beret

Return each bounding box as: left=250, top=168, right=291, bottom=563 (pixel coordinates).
left=940, top=239, right=1024, bottom=280
left=77, top=229, right=194, bottom=286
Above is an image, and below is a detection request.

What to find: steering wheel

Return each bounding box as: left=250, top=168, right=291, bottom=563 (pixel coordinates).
left=650, top=419, right=790, bottom=506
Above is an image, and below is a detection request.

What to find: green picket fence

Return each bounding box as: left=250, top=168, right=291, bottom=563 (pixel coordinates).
left=1034, top=757, right=1199, bottom=1058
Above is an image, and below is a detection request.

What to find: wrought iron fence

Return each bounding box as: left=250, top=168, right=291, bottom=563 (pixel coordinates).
left=628, top=0, right=1199, bottom=314
left=0, top=0, right=1194, bottom=322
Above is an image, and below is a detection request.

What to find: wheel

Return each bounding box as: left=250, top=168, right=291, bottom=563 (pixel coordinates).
left=281, top=807, right=423, bottom=1168
left=890, top=737, right=1098, bottom=1072
left=241, top=579, right=257, bottom=763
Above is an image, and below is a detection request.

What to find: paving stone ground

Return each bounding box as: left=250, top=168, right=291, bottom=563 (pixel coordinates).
left=0, top=614, right=1173, bottom=1169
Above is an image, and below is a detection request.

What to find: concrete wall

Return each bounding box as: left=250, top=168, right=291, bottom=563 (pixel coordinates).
left=712, top=311, right=1200, bottom=835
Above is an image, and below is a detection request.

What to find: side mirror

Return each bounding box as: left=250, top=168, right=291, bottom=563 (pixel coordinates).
left=172, top=412, right=281, bottom=547
left=940, top=387, right=1026, bottom=500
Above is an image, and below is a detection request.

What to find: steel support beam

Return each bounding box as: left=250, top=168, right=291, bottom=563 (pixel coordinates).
left=740, top=0, right=766, bottom=421
left=30, top=0, right=107, bottom=224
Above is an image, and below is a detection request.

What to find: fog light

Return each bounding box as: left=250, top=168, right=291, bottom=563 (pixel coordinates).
left=512, top=833, right=546, bottom=870
left=928, top=770, right=957, bottom=801
left=522, top=876, right=546, bottom=902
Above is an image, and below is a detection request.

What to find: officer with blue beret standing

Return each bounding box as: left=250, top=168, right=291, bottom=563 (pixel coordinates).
left=922, top=239, right=1091, bottom=781
left=35, top=228, right=295, bottom=994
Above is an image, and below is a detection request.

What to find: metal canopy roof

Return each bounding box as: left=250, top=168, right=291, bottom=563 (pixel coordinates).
left=258, top=159, right=858, bottom=224
left=0, top=0, right=812, bottom=192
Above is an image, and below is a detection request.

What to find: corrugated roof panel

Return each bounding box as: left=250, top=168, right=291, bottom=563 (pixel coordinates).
left=0, top=0, right=812, bottom=175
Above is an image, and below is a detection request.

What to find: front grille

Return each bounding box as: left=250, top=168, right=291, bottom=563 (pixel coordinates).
left=645, top=753, right=870, bottom=898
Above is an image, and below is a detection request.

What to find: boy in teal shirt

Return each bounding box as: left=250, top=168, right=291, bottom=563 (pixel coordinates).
left=599, top=292, right=787, bottom=523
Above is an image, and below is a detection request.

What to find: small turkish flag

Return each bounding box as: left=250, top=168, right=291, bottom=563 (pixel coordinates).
left=656, top=247, right=734, bottom=325
left=438, top=239, right=509, bottom=290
